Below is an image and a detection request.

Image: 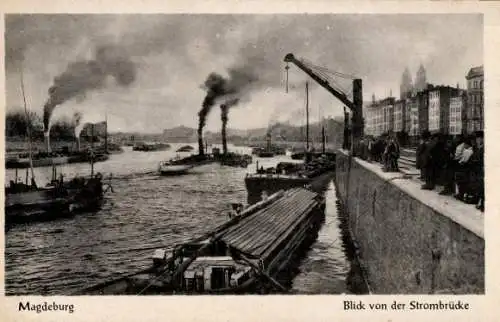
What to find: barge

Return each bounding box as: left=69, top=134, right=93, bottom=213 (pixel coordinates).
left=245, top=153, right=336, bottom=205
left=5, top=172, right=105, bottom=227
left=76, top=188, right=325, bottom=295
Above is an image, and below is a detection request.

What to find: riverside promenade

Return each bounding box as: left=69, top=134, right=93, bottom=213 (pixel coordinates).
left=334, top=149, right=484, bottom=294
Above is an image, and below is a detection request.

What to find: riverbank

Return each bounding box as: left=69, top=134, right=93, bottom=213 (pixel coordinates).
left=6, top=138, right=77, bottom=154
left=334, top=149, right=484, bottom=294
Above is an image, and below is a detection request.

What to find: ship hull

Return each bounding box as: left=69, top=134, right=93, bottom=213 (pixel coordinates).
left=5, top=178, right=104, bottom=227
left=158, top=159, right=214, bottom=176
left=5, top=153, right=109, bottom=169
left=244, top=170, right=334, bottom=205
left=159, top=164, right=196, bottom=175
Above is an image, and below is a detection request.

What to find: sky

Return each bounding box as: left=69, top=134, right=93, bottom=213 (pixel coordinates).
left=5, top=14, right=483, bottom=133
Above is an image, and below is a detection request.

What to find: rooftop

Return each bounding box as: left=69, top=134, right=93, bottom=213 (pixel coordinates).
left=466, top=65, right=484, bottom=79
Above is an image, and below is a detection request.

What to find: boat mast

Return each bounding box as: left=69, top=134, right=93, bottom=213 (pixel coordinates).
left=90, top=124, right=95, bottom=178
left=104, top=111, right=108, bottom=154
left=305, top=81, right=310, bottom=153
left=19, top=65, right=36, bottom=185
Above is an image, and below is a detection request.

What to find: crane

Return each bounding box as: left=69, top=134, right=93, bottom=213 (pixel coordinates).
left=283, top=53, right=364, bottom=150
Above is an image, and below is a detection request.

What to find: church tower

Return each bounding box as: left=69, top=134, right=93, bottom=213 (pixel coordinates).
left=415, top=64, right=427, bottom=92
left=400, top=68, right=413, bottom=99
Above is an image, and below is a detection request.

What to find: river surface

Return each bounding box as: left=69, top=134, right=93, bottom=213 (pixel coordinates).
left=5, top=143, right=364, bottom=295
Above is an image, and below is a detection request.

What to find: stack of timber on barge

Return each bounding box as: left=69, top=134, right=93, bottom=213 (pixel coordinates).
left=77, top=188, right=325, bottom=295
left=245, top=153, right=336, bottom=205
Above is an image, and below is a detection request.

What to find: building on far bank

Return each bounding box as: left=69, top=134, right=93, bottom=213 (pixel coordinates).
left=407, top=95, right=419, bottom=138
left=449, top=89, right=467, bottom=135
left=393, top=99, right=406, bottom=133
left=365, top=95, right=384, bottom=137
left=427, top=85, right=461, bottom=135
left=417, top=90, right=429, bottom=135
left=465, top=65, right=484, bottom=132
left=381, top=97, right=396, bottom=133
left=404, top=98, right=412, bottom=137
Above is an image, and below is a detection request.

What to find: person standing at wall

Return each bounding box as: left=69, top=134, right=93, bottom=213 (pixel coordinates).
left=421, top=133, right=439, bottom=190
left=455, top=137, right=474, bottom=201
left=385, top=135, right=400, bottom=172
left=438, top=137, right=455, bottom=195
left=471, top=131, right=484, bottom=211
left=451, top=134, right=465, bottom=195
left=416, top=134, right=426, bottom=180
left=419, top=131, right=434, bottom=189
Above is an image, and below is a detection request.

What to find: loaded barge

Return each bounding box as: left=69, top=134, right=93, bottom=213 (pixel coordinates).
left=77, top=188, right=325, bottom=295
left=245, top=153, right=336, bottom=205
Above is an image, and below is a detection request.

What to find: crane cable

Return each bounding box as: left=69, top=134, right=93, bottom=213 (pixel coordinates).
left=299, top=58, right=352, bottom=97
left=300, top=57, right=357, bottom=80
left=285, top=57, right=355, bottom=101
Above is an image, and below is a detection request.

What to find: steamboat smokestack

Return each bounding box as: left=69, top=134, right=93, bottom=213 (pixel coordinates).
left=44, top=131, right=51, bottom=153
left=221, top=104, right=229, bottom=155
left=198, top=129, right=204, bottom=156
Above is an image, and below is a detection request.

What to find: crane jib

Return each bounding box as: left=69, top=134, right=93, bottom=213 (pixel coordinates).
left=283, top=53, right=358, bottom=112
left=284, top=53, right=364, bottom=143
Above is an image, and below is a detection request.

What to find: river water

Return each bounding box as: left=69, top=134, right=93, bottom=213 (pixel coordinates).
left=4, top=143, right=365, bottom=295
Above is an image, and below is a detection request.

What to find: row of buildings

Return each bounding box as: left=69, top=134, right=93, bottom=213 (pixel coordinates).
left=364, top=65, right=484, bottom=141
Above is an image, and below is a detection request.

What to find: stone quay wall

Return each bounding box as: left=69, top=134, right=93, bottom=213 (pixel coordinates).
left=334, top=150, right=484, bottom=294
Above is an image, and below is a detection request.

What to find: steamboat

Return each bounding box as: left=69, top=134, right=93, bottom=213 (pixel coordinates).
left=76, top=188, right=325, bottom=295
left=5, top=69, right=108, bottom=227
left=133, top=142, right=171, bottom=152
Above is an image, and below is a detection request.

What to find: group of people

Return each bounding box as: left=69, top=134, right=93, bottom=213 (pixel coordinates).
left=352, top=130, right=484, bottom=212
left=417, top=130, right=484, bottom=211
left=355, top=135, right=401, bottom=172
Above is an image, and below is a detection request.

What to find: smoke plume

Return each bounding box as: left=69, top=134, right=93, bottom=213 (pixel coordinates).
left=43, top=44, right=136, bottom=133
left=72, top=112, right=82, bottom=133
left=198, top=67, right=257, bottom=155
left=220, top=98, right=240, bottom=155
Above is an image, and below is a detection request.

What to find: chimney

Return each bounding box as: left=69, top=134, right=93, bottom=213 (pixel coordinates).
left=221, top=104, right=228, bottom=155
left=198, top=132, right=204, bottom=156
left=266, top=132, right=271, bottom=151
left=44, top=131, right=51, bottom=153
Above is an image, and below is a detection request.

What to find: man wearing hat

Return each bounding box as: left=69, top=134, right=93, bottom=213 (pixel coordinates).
left=420, top=130, right=438, bottom=190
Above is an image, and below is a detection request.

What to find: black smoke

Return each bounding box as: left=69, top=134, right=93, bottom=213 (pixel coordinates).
left=220, top=98, right=239, bottom=155
left=43, top=44, right=136, bottom=132
left=198, top=67, right=257, bottom=155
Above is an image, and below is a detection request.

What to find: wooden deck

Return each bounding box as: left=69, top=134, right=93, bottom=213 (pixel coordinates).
left=220, top=188, right=320, bottom=258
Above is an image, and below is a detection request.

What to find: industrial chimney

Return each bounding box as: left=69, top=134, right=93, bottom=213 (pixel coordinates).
left=266, top=132, right=271, bottom=152
left=44, top=131, right=51, bottom=153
